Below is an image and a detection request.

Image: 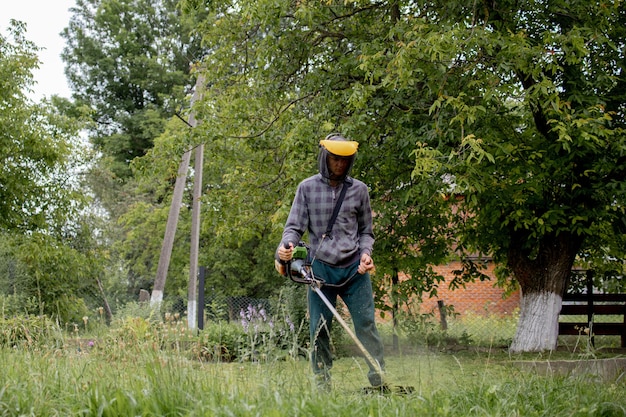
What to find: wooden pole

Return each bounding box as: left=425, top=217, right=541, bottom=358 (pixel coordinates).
left=392, top=268, right=399, bottom=351
left=437, top=300, right=448, bottom=331
left=150, top=75, right=204, bottom=309
left=187, top=139, right=204, bottom=329
left=197, top=266, right=206, bottom=330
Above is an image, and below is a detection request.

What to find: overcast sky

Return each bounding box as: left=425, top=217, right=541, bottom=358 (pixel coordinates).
left=3, top=0, right=75, bottom=100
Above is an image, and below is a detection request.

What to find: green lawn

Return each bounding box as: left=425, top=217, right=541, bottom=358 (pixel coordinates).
left=1, top=343, right=625, bottom=416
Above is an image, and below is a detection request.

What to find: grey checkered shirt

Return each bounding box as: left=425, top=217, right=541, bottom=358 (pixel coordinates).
left=281, top=174, right=375, bottom=267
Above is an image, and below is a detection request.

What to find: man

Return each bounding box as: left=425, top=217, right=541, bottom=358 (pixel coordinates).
left=276, top=133, right=385, bottom=389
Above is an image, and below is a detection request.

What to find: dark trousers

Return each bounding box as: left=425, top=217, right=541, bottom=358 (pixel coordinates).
left=308, top=260, right=385, bottom=386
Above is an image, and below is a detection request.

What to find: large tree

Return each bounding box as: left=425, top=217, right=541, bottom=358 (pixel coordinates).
left=0, top=20, right=106, bottom=322
left=176, top=0, right=625, bottom=351
left=420, top=1, right=626, bottom=352
left=61, top=0, right=208, bottom=299
left=1, top=20, right=86, bottom=232
left=62, top=0, right=204, bottom=180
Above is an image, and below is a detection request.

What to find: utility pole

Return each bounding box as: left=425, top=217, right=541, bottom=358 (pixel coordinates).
left=151, top=74, right=204, bottom=310
left=188, top=113, right=204, bottom=329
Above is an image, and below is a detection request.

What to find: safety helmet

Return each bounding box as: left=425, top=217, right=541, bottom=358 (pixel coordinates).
left=318, top=133, right=358, bottom=182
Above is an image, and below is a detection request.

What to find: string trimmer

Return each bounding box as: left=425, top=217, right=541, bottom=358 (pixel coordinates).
left=284, top=243, right=414, bottom=394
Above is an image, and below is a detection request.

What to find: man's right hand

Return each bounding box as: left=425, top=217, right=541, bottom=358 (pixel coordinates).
left=277, top=242, right=294, bottom=262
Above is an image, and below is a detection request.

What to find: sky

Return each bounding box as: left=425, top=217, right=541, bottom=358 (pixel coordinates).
left=3, top=0, right=75, bottom=100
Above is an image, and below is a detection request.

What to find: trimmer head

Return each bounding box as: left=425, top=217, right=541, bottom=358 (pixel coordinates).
left=361, top=384, right=415, bottom=395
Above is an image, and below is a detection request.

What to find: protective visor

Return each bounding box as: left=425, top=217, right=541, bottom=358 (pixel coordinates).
left=319, top=139, right=359, bottom=157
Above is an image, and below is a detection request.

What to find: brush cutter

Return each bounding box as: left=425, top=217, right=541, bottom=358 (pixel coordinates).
left=284, top=243, right=414, bottom=394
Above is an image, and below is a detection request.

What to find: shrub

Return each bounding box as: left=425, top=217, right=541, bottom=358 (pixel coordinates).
left=192, top=321, right=245, bottom=362
left=54, top=294, right=91, bottom=329
left=0, top=293, right=40, bottom=316
left=397, top=303, right=450, bottom=348
left=0, top=314, right=63, bottom=348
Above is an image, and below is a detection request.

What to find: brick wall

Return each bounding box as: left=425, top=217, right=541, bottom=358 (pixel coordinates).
left=408, top=261, right=521, bottom=317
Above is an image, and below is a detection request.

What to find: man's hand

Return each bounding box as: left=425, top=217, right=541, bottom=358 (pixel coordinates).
left=277, top=242, right=294, bottom=262
left=358, top=253, right=375, bottom=275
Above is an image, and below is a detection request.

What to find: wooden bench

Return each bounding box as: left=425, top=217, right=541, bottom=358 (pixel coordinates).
left=559, top=292, right=626, bottom=348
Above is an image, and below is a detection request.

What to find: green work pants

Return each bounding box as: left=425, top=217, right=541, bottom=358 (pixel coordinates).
left=308, top=260, right=385, bottom=386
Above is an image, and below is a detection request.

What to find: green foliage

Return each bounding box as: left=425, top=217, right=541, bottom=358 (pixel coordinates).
left=276, top=284, right=308, bottom=342
left=28, top=0, right=623, bottom=354
left=0, top=21, right=104, bottom=329
left=62, top=0, right=204, bottom=179
left=448, top=311, right=520, bottom=349
left=12, top=233, right=100, bottom=317
left=173, top=0, right=626, bottom=352
left=60, top=0, right=208, bottom=308
left=193, top=320, right=245, bottom=361
left=0, top=314, right=63, bottom=348
left=1, top=20, right=88, bottom=232
left=395, top=301, right=456, bottom=348
left=0, top=230, right=110, bottom=327
left=0, top=293, right=40, bottom=317
left=55, top=294, right=92, bottom=329
left=104, top=297, right=307, bottom=363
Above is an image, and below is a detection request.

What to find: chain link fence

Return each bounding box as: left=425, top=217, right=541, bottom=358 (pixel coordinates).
left=74, top=282, right=517, bottom=348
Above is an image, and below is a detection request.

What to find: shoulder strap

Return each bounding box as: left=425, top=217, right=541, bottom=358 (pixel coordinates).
left=324, top=181, right=351, bottom=240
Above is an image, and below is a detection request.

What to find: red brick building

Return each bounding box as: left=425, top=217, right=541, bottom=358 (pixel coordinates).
left=414, top=260, right=521, bottom=317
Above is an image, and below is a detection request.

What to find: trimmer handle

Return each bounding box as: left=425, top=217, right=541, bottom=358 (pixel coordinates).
left=282, top=242, right=318, bottom=285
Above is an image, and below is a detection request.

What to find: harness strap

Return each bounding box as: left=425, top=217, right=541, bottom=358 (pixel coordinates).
left=324, top=181, right=350, bottom=239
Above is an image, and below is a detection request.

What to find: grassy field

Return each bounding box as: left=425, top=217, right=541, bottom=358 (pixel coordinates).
left=0, top=309, right=625, bottom=416
left=1, top=339, right=625, bottom=416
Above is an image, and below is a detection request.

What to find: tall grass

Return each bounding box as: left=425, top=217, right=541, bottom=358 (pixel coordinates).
left=1, top=345, right=625, bottom=416
left=0, top=309, right=624, bottom=416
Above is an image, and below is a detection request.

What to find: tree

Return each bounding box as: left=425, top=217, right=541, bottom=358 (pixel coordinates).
left=1, top=20, right=86, bottom=232
left=62, top=0, right=204, bottom=179
left=1, top=20, right=106, bottom=322
left=172, top=0, right=476, bottom=305
left=411, top=1, right=626, bottom=352
left=178, top=0, right=625, bottom=352
left=61, top=0, right=210, bottom=304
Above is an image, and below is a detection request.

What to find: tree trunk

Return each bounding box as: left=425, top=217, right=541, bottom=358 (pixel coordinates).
left=509, top=289, right=562, bottom=352
left=508, top=231, right=582, bottom=353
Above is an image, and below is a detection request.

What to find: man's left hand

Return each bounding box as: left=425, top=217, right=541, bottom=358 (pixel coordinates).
left=358, top=253, right=375, bottom=274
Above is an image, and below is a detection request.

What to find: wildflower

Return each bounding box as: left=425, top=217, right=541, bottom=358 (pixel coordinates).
left=240, top=309, right=249, bottom=332
left=246, top=304, right=255, bottom=321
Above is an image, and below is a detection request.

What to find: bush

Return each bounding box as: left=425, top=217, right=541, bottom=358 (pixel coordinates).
left=0, top=314, right=63, bottom=348
left=396, top=303, right=450, bottom=348
left=54, top=294, right=92, bottom=329
left=94, top=295, right=310, bottom=363
left=193, top=321, right=245, bottom=362
left=0, top=293, right=40, bottom=316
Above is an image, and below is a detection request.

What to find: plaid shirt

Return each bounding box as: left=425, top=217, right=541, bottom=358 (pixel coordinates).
left=281, top=174, right=375, bottom=267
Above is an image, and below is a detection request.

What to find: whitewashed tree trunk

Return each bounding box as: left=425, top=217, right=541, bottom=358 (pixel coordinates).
left=506, top=231, right=581, bottom=352
left=509, top=290, right=563, bottom=352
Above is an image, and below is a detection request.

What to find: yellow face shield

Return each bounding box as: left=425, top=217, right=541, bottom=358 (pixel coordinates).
left=319, top=139, right=359, bottom=157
